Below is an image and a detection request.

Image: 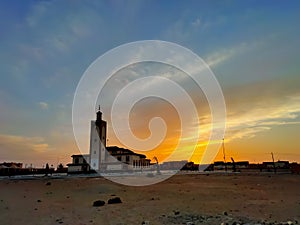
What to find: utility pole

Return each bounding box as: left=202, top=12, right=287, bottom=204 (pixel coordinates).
left=271, top=152, right=276, bottom=174
left=222, top=138, right=227, bottom=172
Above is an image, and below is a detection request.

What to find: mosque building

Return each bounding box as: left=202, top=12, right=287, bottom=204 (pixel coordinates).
left=68, top=107, right=150, bottom=173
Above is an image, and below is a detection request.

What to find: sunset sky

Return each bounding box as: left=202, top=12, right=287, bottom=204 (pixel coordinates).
left=1, top=1, right=300, bottom=167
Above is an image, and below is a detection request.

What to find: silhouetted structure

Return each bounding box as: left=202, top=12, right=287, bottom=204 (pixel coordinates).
left=67, top=155, right=91, bottom=173
left=0, top=162, right=55, bottom=176
left=161, top=160, right=188, bottom=170
left=181, top=161, right=199, bottom=171
left=45, top=163, right=50, bottom=176
left=0, top=162, right=22, bottom=168
left=290, top=162, right=300, bottom=174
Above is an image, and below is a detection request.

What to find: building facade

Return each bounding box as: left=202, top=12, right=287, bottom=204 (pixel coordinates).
left=105, top=146, right=151, bottom=171
left=67, top=154, right=90, bottom=173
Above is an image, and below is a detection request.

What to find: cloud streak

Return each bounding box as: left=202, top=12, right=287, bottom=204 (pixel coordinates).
left=38, top=101, right=49, bottom=110
left=204, top=40, right=264, bottom=68
left=0, top=134, right=53, bottom=159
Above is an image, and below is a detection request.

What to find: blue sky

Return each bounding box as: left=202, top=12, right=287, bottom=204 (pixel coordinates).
left=0, top=0, right=300, bottom=166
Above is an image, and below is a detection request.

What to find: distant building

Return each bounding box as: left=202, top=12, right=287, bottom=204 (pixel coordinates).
left=212, top=161, right=249, bottom=171
left=235, top=161, right=249, bottom=168
left=213, top=161, right=227, bottom=170
left=262, top=160, right=289, bottom=169
left=275, top=160, right=289, bottom=169
left=0, top=162, right=23, bottom=169
left=290, top=162, right=300, bottom=174
left=67, top=154, right=90, bottom=173
left=261, top=160, right=290, bottom=173
left=262, top=161, right=276, bottom=169
left=161, top=160, right=188, bottom=170
left=181, top=161, right=199, bottom=171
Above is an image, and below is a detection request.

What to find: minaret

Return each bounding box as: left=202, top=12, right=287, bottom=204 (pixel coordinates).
left=96, top=105, right=102, bottom=128
left=89, top=106, right=107, bottom=171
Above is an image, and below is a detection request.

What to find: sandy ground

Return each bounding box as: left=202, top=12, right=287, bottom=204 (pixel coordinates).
left=0, top=173, right=299, bottom=225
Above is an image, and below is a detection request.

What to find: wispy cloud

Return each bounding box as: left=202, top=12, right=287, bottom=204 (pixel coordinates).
left=161, top=12, right=227, bottom=42
left=0, top=134, right=52, bottom=158
left=191, top=18, right=201, bottom=27
left=186, top=84, right=300, bottom=150
left=204, top=40, right=264, bottom=68
left=25, top=1, right=51, bottom=28
left=227, top=96, right=300, bottom=139
left=38, top=101, right=49, bottom=110
left=0, top=133, right=76, bottom=167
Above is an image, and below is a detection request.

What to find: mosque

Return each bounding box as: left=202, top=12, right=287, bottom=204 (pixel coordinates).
left=67, top=107, right=151, bottom=173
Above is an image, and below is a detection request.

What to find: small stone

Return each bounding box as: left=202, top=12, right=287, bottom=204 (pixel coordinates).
left=93, top=200, right=105, bottom=207
left=223, top=211, right=228, bottom=216
left=174, top=210, right=180, bottom=215
left=107, top=197, right=122, bottom=204
left=37, top=199, right=42, bottom=203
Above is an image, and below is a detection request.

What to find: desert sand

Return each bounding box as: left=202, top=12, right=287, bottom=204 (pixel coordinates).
left=1, top=173, right=299, bottom=225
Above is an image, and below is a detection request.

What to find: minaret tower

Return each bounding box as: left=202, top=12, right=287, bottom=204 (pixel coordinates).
left=96, top=105, right=102, bottom=127
left=89, top=106, right=107, bottom=171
